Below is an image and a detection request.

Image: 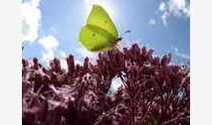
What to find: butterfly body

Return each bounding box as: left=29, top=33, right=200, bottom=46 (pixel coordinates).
left=79, top=5, right=120, bottom=52
left=109, top=37, right=122, bottom=47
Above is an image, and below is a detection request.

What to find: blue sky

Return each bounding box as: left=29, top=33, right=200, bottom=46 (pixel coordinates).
left=22, top=0, right=190, bottom=67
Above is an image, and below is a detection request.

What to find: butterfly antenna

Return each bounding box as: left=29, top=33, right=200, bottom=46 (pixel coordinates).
left=124, top=30, right=131, bottom=34
left=120, top=30, right=131, bottom=36
left=119, top=30, right=131, bottom=39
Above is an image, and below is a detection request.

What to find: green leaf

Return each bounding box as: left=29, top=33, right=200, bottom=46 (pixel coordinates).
left=79, top=4, right=119, bottom=52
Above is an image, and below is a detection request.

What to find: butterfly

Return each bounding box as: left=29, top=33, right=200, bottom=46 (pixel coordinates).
left=79, top=4, right=123, bottom=52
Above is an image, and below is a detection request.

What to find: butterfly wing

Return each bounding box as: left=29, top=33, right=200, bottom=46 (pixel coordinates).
left=87, top=5, right=118, bottom=38
left=79, top=24, right=115, bottom=52
left=79, top=5, right=120, bottom=51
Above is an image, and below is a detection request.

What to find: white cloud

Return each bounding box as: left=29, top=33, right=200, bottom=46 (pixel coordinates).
left=77, top=46, right=98, bottom=60
left=149, top=19, right=156, bottom=25
left=58, top=51, right=68, bottom=71
left=38, top=35, right=60, bottom=64
left=38, top=36, right=59, bottom=51
left=161, top=12, right=169, bottom=26
left=59, top=51, right=66, bottom=58
left=58, top=51, right=83, bottom=71
left=22, top=0, right=66, bottom=68
left=168, top=0, right=190, bottom=17
left=173, top=47, right=190, bottom=60
left=42, top=50, right=54, bottom=62
left=75, top=60, right=83, bottom=65
left=174, top=47, right=178, bottom=52
left=175, top=52, right=190, bottom=60
left=159, top=0, right=190, bottom=26
left=60, top=59, right=68, bottom=71
left=159, top=2, right=166, bottom=11
left=21, top=0, right=42, bottom=42
left=30, top=0, right=41, bottom=7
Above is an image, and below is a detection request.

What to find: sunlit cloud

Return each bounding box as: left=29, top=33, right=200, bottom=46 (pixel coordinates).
left=21, top=0, right=42, bottom=42
left=173, top=47, right=190, bottom=60
left=42, top=50, right=54, bottom=64
left=149, top=19, right=156, bottom=25
left=159, top=2, right=166, bottom=11
left=38, top=36, right=59, bottom=51
left=58, top=51, right=68, bottom=71
left=38, top=35, right=60, bottom=64
left=58, top=51, right=83, bottom=71
left=76, top=46, right=98, bottom=61
left=168, top=0, right=190, bottom=17
left=158, top=0, right=190, bottom=26
left=161, top=12, right=169, bottom=26
left=59, top=51, right=66, bottom=58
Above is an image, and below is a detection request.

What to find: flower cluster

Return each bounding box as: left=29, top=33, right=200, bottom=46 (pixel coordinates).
left=22, top=44, right=190, bottom=125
